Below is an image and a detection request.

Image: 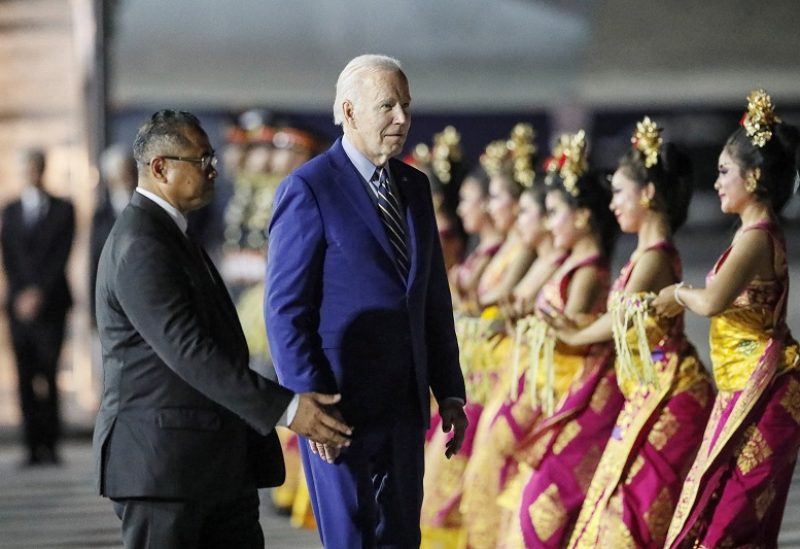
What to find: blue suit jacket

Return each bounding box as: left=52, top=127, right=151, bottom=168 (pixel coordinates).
left=266, top=138, right=465, bottom=428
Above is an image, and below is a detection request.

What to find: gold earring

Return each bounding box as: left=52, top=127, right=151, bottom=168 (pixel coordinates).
left=745, top=168, right=761, bottom=194
left=640, top=195, right=652, bottom=209
left=574, top=212, right=588, bottom=230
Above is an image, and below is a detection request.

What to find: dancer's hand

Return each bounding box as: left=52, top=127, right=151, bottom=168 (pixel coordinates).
left=653, top=284, right=684, bottom=318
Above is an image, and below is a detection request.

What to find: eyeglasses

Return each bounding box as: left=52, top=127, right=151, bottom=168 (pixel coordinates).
left=151, top=152, right=218, bottom=171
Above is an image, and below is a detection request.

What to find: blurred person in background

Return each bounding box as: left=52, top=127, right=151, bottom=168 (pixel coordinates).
left=408, top=126, right=469, bottom=272
left=449, top=165, right=503, bottom=309
left=421, top=127, right=537, bottom=547
left=89, top=144, right=137, bottom=325
left=1, top=148, right=75, bottom=466
left=475, top=125, right=538, bottom=310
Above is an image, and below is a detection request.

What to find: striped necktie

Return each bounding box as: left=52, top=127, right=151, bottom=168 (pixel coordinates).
left=374, top=167, right=410, bottom=278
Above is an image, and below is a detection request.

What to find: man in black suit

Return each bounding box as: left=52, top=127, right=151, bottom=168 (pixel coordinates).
left=93, top=110, right=352, bottom=549
left=1, top=148, right=74, bottom=466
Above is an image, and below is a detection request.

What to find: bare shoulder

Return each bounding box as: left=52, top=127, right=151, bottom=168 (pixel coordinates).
left=730, top=227, right=774, bottom=277
left=732, top=227, right=773, bottom=263
left=570, top=263, right=601, bottom=289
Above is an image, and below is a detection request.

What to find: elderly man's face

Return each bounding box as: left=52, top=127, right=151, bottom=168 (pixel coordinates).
left=346, top=70, right=411, bottom=165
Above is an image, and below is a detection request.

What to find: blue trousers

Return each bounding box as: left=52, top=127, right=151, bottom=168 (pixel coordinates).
left=301, top=411, right=426, bottom=549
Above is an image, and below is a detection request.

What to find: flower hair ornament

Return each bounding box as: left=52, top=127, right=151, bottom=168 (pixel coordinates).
left=431, top=126, right=463, bottom=184
left=479, top=123, right=537, bottom=187
left=740, top=88, right=781, bottom=148
left=543, top=134, right=569, bottom=185
left=544, top=131, right=588, bottom=197
left=479, top=139, right=509, bottom=178
left=507, top=123, right=537, bottom=187
left=632, top=116, right=663, bottom=169
left=411, top=142, right=432, bottom=167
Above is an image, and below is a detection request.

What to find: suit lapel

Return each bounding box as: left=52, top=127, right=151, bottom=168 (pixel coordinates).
left=199, top=246, right=249, bottom=352
left=131, top=193, right=213, bottom=293
left=328, top=140, right=397, bottom=265
left=132, top=193, right=248, bottom=358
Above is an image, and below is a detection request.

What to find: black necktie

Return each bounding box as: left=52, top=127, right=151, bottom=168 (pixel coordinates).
left=374, top=168, right=409, bottom=279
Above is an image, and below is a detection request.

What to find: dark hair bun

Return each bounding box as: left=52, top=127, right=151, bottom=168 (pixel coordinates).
left=659, top=143, right=694, bottom=231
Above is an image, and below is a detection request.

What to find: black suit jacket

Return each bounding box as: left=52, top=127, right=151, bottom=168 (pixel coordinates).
left=93, top=192, right=293, bottom=501
left=88, top=190, right=119, bottom=325
left=1, top=192, right=74, bottom=321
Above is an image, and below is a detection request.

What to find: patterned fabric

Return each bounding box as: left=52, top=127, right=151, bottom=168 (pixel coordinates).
left=419, top=240, right=517, bottom=546
left=420, top=317, right=511, bottom=545
left=452, top=241, right=502, bottom=300
left=504, top=255, right=625, bottom=549
left=374, top=168, right=409, bottom=277
left=514, top=356, right=624, bottom=548
left=461, top=254, right=611, bottom=549
left=569, top=242, right=715, bottom=549
left=665, top=220, right=800, bottom=548
left=476, top=234, right=526, bottom=299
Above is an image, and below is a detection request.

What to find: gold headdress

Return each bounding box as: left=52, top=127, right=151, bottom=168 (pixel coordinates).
left=632, top=117, right=662, bottom=168
left=479, top=123, right=537, bottom=187
left=544, top=131, right=588, bottom=196
left=479, top=139, right=508, bottom=178
left=411, top=143, right=431, bottom=167
left=431, top=126, right=463, bottom=184
left=508, top=123, right=537, bottom=187
left=544, top=134, right=569, bottom=182
left=741, top=89, right=781, bottom=148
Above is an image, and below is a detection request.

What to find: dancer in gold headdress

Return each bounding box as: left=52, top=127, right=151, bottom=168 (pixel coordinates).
left=654, top=90, right=800, bottom=548
left=462, top=131, right=621, bottom=549
left=566, top=118, right=714, bottom=548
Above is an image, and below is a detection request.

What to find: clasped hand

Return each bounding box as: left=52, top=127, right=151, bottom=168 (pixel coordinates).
left=289, top=393, right=352, bottom=463
left=306, top=398, right=468, bottom=464
left=652, top=284, right=684, bottom=318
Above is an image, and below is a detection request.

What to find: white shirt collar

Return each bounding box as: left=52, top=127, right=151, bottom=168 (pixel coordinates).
left=135, top=187, right=188, bottom=234
left=21, top=186, right=45, bottom=210
left=342, top=134, right=386, bottom=186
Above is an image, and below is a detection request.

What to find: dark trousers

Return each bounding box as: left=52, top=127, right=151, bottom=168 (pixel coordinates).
left=10, top=316, right=65, bottom=460
left=301, top=403, right=426, bottom=549
left=112, top=489, right=264, bottom=549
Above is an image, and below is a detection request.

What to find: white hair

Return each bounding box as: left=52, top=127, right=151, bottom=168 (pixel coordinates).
left=100, top=143, right=131, bottom=179
left=333, top=54, right=404, bottom=126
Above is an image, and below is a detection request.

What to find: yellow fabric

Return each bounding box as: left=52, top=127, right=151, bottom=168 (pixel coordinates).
left=609, top=291, right=669, bottom=398
left=236, top=283, right=271, bottom=361
left=710, top=304, right=799, bottom=392
left=512, top=315, right=583, bottom=415
left=454, top=309, right=511, bottom=405
left=421, top=526, right=467, bottom=549
left=476, top=235, right=525, bottom=298
left=290, top=474, right=317, bottom=530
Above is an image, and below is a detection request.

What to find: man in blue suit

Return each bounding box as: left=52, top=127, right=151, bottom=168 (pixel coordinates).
left=266, top=54, right=467, bottom=548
